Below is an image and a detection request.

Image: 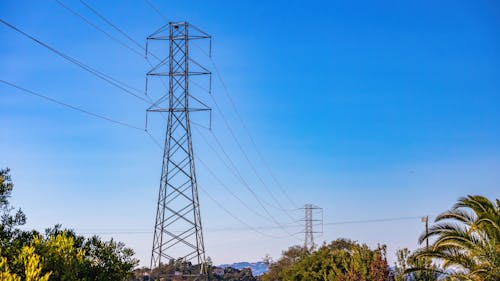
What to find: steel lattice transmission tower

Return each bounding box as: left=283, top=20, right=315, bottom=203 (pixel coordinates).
left=302, top=204, right=323, bottom=250
left=145, top=22, right=211, bottom=280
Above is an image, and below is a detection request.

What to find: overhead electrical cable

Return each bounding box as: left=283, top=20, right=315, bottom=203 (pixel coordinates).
left=1, top=78, right=297, bottom=240
left=193, top=125, right=298, bottom=221
left=197, top=147, right=301, bottom=239
left=193, top=42, right=299, bottom=209
left=323, top=216, right=428, bottom=226
left=0, top=18, right=150, bottom=104
left=145, top=123, right=302, bottom=241
left=71, top=215, right=430, bottom=235
left=198, top=185, right=297, bottom=239
left=2, top=5, right=434, bottom=247
left=74, top=1, right=299, bottom=234
left=143, top=132, right=301, bottom=239
left=190, top=40, right=297, bottom=213
left=54, top=0, right=170, bottom=101
left=204, top=84, right=296, bottom=218
left=54, top=0, right=144, bottom=58
left=2, top=12, right=299, bottom=239
left=142, top=0, right=169, bottom=23
left=0, top=79, right=143, bottom=131
left=142, top=3, right=299, bottom=233
left=144, top=128, right=280, bottom=225
left=79, top=0, right=162, bottom=62
left=209, top=128, right=296, bottom=214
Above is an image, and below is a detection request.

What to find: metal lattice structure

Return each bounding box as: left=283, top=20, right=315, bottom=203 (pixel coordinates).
left=302, top=204, right=323, bottom=250
left=146, top=22, right=211, bottom=280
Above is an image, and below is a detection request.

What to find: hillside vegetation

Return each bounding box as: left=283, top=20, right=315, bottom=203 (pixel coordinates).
left=1, top=167, right=498, bottom=281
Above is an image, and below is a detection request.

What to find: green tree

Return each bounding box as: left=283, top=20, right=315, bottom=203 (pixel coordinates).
left=80, top=235, right=137, bottom=281
left=411, top=195, right=499, bottom=281
left=0, top=168, right=26, bottom=241
left=394, top=248, right=410, bottom=281
left=0, top=243, right=51, bottom=281
left=262, top=239, right=389, bottom=281
left=39, top=226, right=138, bottom=281
left=261, top=245, right=307, bottom=281
left=33, top=232, right=84, bottom=281
left=394, top=248, right=440, bottom=281
left=0, top=168, right=138, bottom=281
left=18, top=244, right=52, bottom=281
left=0, top=250, right=21, bottom=281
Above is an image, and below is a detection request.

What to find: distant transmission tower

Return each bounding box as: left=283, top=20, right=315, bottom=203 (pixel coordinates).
left=146, top=22, right=211, bottom=280
left=301, top=204, right=323, bottom=250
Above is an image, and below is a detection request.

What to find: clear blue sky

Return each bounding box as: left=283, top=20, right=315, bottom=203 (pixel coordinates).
left=1, top=0, right=499, bottom=267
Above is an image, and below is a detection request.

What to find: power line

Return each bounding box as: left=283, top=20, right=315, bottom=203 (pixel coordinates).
left=194, top=42, right=298, bottom=209
left=2, top=14, right=300, bottom=242
left=191, top=41, right=298, bottom=213
left=68, top=0, right=172, bottom=121
left=54, top=0, right=169, bottom=104
left=80, top=0, right=144, bottom=51
left=2, top=8, right=436, bottom=252
left=3, top=77, right=428, bottom=238
left=193, top=128, right=299, bottom=238
left=137, top=24, right=296, bottom=235
left=2, top=77, right=295, bottom=241
left=54, top=2, right=296, bottom=236
left=190, top=48, right=297, bottom=217
left=209, top=129, right=296, bottom=214
left=214, top=61, right=298, bottom=208
left=75, top=221, right=302, bottom=236
left=195, top=125, right=296, bottom=218
left=18, top=2, right=168, bottom=129
left=2, top=78, right=292, bottom=240
left=71, top=215, right=430, bottom=235
left=145, top=128, right=281, bottom=226
left=147, top=126, right=303, bottom=241
left=80, top=0, right=300, bottom=236
left=145, top=126, right=303, bottom=242
left=323, top=216, right=430, bottom=226
left=195, top=154, right=279, bottom=225
left=206, top=85, right=296, bottom=219
left=65, top=1, right=164, bottom=89
left=54, top=0, right=144, bottom=58
left=79, top=0, right=161, bottom=62
left=143, top=0, right=168, bottom=23
left=199, top=185, right=297, bottom=239
left=0, top=79, right=144, bottom=131
left=0, top=18, right=150, bottom=104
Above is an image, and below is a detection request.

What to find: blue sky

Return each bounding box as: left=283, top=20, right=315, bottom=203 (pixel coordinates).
left=1, top=0, right=499, bottom=266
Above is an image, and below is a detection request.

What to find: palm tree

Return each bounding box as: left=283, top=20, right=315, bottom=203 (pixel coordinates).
left=411, top=195, right=499, bottom=281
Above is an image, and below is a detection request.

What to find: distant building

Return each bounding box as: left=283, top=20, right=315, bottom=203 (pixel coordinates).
left=212, top=267, right=225, bottom=276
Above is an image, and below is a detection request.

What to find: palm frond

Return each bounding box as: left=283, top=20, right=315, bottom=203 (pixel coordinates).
left=435, top=209, right=476, bottom=226
left=453, top=195, right=496, bottom=217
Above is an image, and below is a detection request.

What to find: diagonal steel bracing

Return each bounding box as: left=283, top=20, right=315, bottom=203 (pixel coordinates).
left=146, top=22, right=211, bottom=281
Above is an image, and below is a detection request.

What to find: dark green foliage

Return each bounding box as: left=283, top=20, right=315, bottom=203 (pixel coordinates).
left=410, top=195, right=499, bottom=281
left=0, top=168, right=26, bottom=241
left=0, top=168, right=14, bottom=206
left=0, top=168, right=138, bottom=281
left=80, top=236, right=137, bottom=281
left=394, top=248, right=440, bottom=281
left=262, top=239, right=389, bottom=281
left=262, top=245, right=307, bottom=281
